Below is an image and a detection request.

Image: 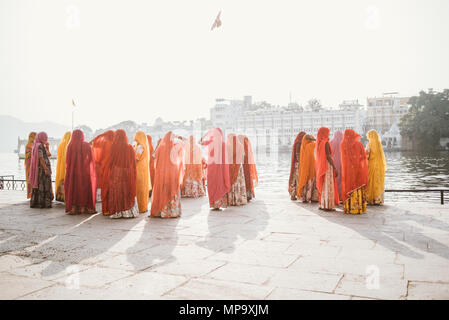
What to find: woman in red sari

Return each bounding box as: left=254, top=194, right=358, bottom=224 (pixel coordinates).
left=64, top=130, right=97, bottom=214
left=199, top=128, right=231, bottom=210
left=239, top=135, right=258, bottom=202
left=288, top=131, right=306, bottom=200
left=150, top=131, right=185, bottom=218
left=340, top=129, right=368, bottom=214
left=91, top=130, right=115, bottom=214
left=226, top=133, right=247, bottom=206
left=104, top=129, right=138, bottom=219
left=315, top=127, right=339, bottom=211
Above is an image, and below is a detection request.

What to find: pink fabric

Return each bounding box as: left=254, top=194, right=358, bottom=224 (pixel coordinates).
left=64, top=130, right=97, bottom=212
left=29, top=132, right=49, bottom=189
left=330, top=130, right=343, bottom=200
left=202, top=128, right=231, bottom=203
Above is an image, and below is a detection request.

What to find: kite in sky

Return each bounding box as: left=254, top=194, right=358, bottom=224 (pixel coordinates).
left=211, top=11, right=222, bottom=31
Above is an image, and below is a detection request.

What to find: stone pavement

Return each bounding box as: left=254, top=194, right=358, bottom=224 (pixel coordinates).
left=0, top=189, right=449, bottom=300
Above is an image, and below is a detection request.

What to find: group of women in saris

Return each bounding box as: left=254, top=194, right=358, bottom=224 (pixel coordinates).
left=24, top=127, right=258, bottom=220
left=289, top=128, right=386, bottom=214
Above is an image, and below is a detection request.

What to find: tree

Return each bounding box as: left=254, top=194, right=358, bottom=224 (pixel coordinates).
left=399, top=89, right=449, bottom=150
left=306, top=98, right=322, bottom=112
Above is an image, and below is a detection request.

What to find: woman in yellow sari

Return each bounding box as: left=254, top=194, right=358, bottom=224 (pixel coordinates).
left=366, top=129, right=386, bottom=205
left=55, top=131, right=72, bottom=202
left=24, top=132, right=36, bottom=199
left=134, top=131, right=151, bottom=213
left=297, top=134, right=319, bottom=203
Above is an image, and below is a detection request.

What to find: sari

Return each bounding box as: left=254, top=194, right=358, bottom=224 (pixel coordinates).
left=239, top=135, right=258, bottom=201
left=341, top=129, right=368, bottom=214
left=30, top=132, right=53, bottom=208
left=64, top=130, right=96, bottom=214
left=182, top=135, right=205, bottom=198
left=105, top=129, right=138, bottom=218
left=297, top=135, right=319, bottom=202
left=55, top=131, right=72, bottom=202
left=366, top=129, right=386, bottom=205
left=150, top=131, right=185, bottom=218
left=330, top=130, right=343, bottom=201
left=134, top=131, right=151, bottom=213
left=289, top=131, right=306, bottom=200
left=91, top=130, right=115, bottom=213
left=200, top=128, right=231, bottom=209
left=147, top=134, right=156, bottom=188
left=315, top=127, right=339, bottom=210
left=226, top=133, right=247, bottom=206
left=24, top=132, right=36, bottom=199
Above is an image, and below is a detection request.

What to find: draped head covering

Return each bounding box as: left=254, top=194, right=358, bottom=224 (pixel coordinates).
left=64, top=129, right=96, bottom=212
left=340, top=129, right=368, bottom=202
left=105, top=129, right=137, bottom=214
left=297, top=134, right=316, bottom=198
left=29, top=132, right=49, bottom=189
left=91, top=130, right=115, bottom=190
left=226, top=133, right=244, bottom=186
left=55, top=131, right=72, bottom=199
left=289, top=131, right=306, bottom=189
left=150, top=131, right=185, bottom=216
left=146, top=134, right=155, bottom=187
left=315, top=127, right=339, bottom=205
left=366, top=129, right=387, bottom=201
left=25, top=132, right=37, bottom=198
left=183, top=135, right=203, bottom=182
left=239, top=135, right=258, bottom=196
left=330, top=130, right=343, bottom=200
left=202, top=128, right=231, bottom=203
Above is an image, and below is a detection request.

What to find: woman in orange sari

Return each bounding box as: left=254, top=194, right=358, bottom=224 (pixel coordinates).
left=91, top=130, right=115, bottom=214
left=289, top=131, right=306, bottom=200
left=146, top=134, right=155, bottom=190
left=297, top=134, right=319, bottom=203
left=55, top=131, right=72, bottom=202
left=104, top=129, right=138, bottom=219
left=315, top=127, right=339, bottom=210
left=150, top=131, right=185, bottom=218
left=239, top=135, right=258, bottom=202
left=134, top=131, right=151, bottom=213
left=226, top=133, right=247, bottom=206
left=341, top=129, right=368, bottom=214
left=24, top=132, right=36, bottom=199
left=182, top=135, right=205, bottom=198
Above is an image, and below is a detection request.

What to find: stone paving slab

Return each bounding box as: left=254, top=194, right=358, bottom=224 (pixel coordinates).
left=1, top=189, right=449, bottom=299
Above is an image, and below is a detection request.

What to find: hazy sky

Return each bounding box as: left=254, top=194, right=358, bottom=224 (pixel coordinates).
left=1, top=0, right=448, bottom=130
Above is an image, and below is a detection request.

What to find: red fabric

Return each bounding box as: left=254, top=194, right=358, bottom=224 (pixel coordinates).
left=146, top=134, right=155, bottom=187
left=315, top=127, right=339, bottom=205
left=289, top=131, right=306, bottom=189
left=64, top=130, right=97, bottom=212
left=340, top=129, right=369, bottom=202
left=239, top=135, right=258, bottom=195
left=91, top=130, right=114, bottom=190
left=202, top=128, right=230, bottom=203
left=150, top=132, right=185, bottom=216
left=226, top=133, right=244, bottom=186
left=104, top=129, right=137, bottom=214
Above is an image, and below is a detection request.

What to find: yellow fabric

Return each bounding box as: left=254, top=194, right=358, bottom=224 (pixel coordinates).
left=55, top=131, right=72, bottom=201
left=344, top=186, right=367, bottom=214
left=134, top=131, right=151, bottom=213
left=366, top=130, right=386, bottom=204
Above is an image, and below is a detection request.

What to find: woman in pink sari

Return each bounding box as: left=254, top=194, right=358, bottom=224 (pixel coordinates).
left=29, top=132, right=53, bottom=208
left=330, top=130, right=343, bottom=201
left=199, top=128, right=231, bottom=210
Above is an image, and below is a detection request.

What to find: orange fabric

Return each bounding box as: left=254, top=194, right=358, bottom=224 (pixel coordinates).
left=226, top=133, right=244, bottom=186
left=289, top=131, right=306, bottom=189
left=150, top=132, right=185, bottom=216
left=297, top=135, right=316, bottom=198
left=239, top=135, right=258, bottom=195
left=340, top=129, right=368, bottom=202
left=146, top=134, right=155, bottom=187
left=315, top=127, right=339, bottom=205
left=104, top=129, right=137, bottom=215
left=134, top=131, right=150, bottom=213
left=91, top=130, right=115, bottom=190
left=183, top=135, right=203, bottom=182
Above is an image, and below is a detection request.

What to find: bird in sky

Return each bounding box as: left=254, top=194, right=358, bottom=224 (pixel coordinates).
left=211, top=11, right=222, bottom=31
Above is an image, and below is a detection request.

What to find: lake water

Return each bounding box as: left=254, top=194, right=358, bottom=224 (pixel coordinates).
left=1, top=151, right=449, bottom=204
